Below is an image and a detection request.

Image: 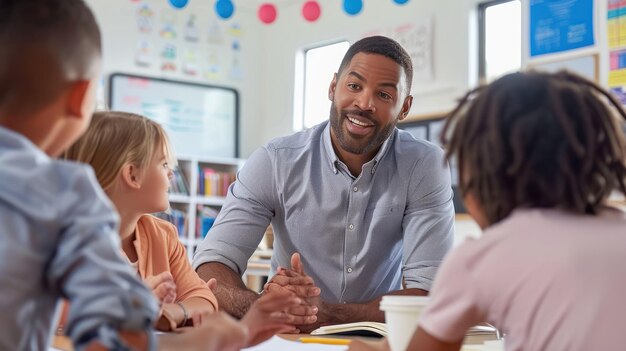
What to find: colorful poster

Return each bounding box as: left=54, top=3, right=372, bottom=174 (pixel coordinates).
left=608, top=1, right=626, bottom=104
left=529, top=0, right=594, bottom=57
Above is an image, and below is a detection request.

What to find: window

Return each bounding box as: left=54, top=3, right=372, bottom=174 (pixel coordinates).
left=295, top=41, right=349, bottom=131
left=478, top=0, right=521, bottom=83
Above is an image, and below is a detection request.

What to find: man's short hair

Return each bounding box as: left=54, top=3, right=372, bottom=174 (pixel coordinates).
left=0, top=0, right=101, bottom=113
left=337, top=36, right=413, bottom=93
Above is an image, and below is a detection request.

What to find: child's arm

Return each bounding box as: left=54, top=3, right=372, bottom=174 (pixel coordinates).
left=159, top=312, right=248, bottom=351
left=50, top=171, right=159, bottom=349
left=153, top=220, right=218, bottom=330
left=83, top=313, right=248, bottom=351
left=158, top=297, right=215, bottom=330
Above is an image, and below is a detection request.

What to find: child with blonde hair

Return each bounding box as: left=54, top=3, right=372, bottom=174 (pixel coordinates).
left=350, top=71, right=626, bottom=351
left=65, top=111, right=214, bottom=331
left=65, top=111, right=300, bottom=343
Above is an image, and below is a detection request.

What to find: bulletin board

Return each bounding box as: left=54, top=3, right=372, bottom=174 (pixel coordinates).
left=530, top=0, right=595, bottom=57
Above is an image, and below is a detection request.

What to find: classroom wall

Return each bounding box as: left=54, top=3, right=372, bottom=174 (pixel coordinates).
left=523, top=0, right=607, bottom=85
left=87, top=0, right=482, bottom=157
left=88, top=0, right=609, bottom=158
left=254, top=0, right=476, bottom=152
left=85, top=0, right=264, bottom=157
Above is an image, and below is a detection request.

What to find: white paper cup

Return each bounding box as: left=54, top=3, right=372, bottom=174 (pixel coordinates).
left=380, top=296, right=430, bottom=351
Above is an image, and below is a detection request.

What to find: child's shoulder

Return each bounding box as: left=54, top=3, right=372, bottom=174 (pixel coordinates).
left=0, top=133, right=112, bottom=217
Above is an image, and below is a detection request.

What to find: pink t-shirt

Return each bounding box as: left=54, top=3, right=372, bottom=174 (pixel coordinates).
left=419, top=208, right=626, bottom=351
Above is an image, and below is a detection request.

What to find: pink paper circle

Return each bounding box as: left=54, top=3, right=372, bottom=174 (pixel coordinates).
left=302, top=1, right=321, bottom=22
left=258, top=3, right=277, bottom=24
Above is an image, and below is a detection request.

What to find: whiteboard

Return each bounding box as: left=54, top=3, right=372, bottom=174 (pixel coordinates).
left=108, top=73, right=238, bottom=158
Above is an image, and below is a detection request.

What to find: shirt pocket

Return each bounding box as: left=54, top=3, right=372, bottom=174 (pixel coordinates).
left=364, top=203, right=403, bottom=233
left=365, top=204, right=402, bottom=217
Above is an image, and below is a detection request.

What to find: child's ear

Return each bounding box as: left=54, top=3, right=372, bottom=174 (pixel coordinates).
left=121, top=163, right=142, bottom=190
left=65, top=79, right=92, bottom=120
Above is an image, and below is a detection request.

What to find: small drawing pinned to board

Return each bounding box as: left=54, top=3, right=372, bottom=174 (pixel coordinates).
left=136, top=4, right=154, bottom=33
left=135, top=39, right=153, bottom=68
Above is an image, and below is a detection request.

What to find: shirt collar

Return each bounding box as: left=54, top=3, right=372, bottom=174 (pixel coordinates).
left=0, top=126, right=47, bottom=158
left=321, top=121, right=394, bottom=175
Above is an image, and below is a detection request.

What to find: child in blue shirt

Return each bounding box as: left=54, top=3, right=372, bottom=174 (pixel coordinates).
left=0, top=1, right=297, bottom=350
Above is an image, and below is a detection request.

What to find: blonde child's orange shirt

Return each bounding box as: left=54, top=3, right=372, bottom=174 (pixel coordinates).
left=133, top=215, right=218, bottom=310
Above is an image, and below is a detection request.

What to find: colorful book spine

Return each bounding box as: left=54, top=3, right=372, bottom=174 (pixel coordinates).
left=197, top=166, right=236, bottom=197
left=196, top=205, right=220, bottom=238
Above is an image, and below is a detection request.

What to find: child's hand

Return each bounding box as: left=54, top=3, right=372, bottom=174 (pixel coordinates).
left=206, top=278, right=218, bottom=291
left=169, top=312, right=248, bottom=351
left=241, top=290, right=302, bottom=347
left=144, top=271, right=176, bottom=306
left=190, top=309, right=212, bottom=327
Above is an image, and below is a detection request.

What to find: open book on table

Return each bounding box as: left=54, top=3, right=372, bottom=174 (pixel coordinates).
left=311, top=322, right=498, bottom=339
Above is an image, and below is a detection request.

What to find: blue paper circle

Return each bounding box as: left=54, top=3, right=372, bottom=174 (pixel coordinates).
left=393, top=0, right=410, bottom=4
left=215, top=0, right=234, bottom=19
left=343, top=0, right=362, bottom=16
left=168, top=0, right=188, bottom=9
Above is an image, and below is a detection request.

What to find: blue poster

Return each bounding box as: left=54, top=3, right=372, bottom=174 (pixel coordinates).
left=530, top=0, right=594, bottom=57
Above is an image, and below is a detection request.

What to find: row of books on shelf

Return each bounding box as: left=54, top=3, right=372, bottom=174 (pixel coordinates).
left=169, top=168, right=190, bottom=195
left=197, top=206, right=219, bottom=238
left=199, top=167, right=236, bottom=197
left=154, top=206, right=219, bottom=239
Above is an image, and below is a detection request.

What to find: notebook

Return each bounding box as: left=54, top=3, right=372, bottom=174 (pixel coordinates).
left=311, top=322, right=498, bottom=339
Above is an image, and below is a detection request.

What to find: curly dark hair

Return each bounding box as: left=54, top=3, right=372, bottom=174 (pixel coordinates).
left=442, top=71, right=626, bottom=225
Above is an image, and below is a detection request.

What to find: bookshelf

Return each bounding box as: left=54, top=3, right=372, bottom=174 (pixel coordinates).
left=159, top=154, right=245, bottom=259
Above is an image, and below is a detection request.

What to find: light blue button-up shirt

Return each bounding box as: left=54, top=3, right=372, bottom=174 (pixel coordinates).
left=0, top=127, right=157, bottom=350
left=193, top=121, right=454, bottom=303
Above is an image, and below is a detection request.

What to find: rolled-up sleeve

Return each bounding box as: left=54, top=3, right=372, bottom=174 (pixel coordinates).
left=401, top=146, right=455, bottom=291
left=192, top=146, right=276, bottom=275
left=49, top=171, right=158, bottom=349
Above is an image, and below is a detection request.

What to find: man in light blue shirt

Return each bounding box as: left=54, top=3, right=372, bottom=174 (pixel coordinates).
left=194, top=36, right=454, bottom=331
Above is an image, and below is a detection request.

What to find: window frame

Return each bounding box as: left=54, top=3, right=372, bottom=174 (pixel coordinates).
left=478, top=0, right=521, bottom=83
left=297, top=40, right=349, bottom=131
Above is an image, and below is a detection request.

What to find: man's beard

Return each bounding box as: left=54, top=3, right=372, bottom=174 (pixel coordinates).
left=329, top=101, right=398, bottom=155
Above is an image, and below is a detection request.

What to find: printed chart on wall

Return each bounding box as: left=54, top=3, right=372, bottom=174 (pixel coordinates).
left=608, top=0, right=626, bottom=104
left=109, top=73, right=238, bottom=158
left=530, top=0, right=594, bottom=57
left=356, top=16, right=433, bottom=86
